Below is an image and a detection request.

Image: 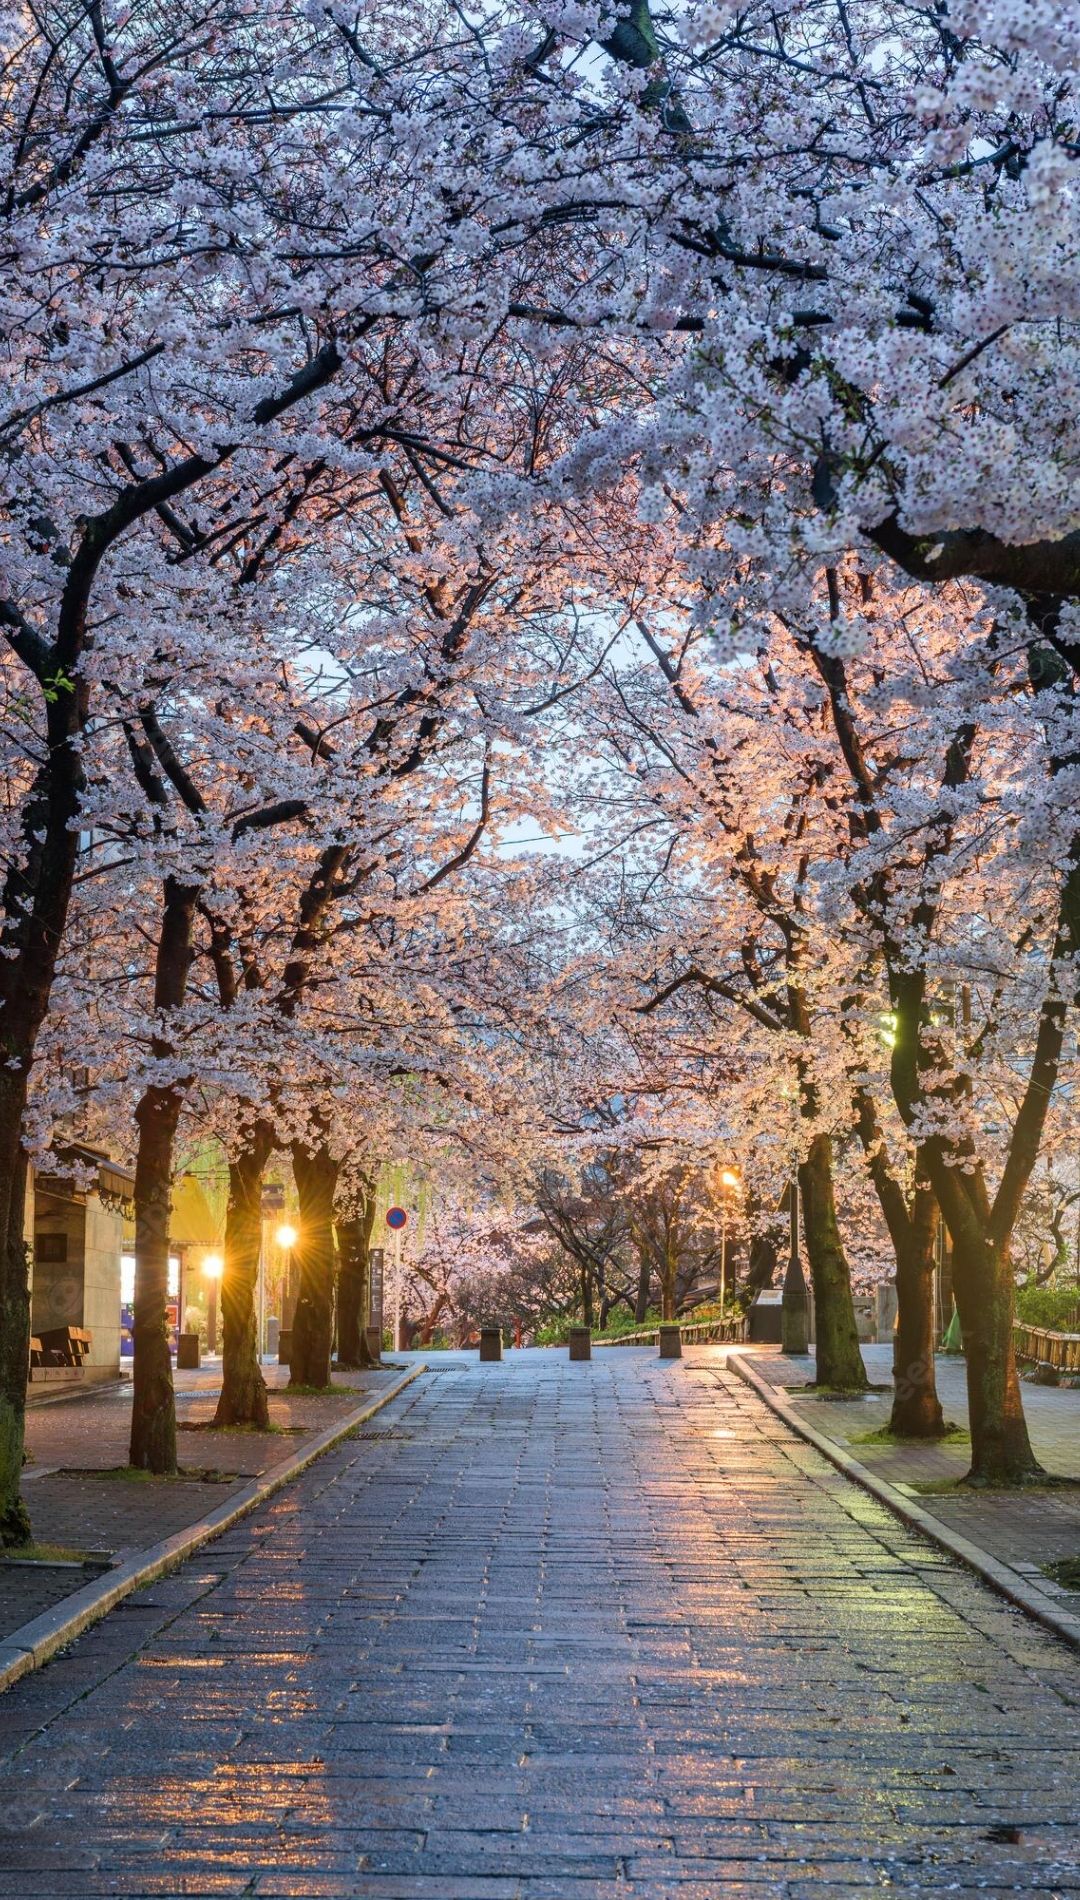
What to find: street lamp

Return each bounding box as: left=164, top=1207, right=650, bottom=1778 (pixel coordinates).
left=782, top=1158, right=810, bottom=1354
left=276, top=1223, right=298, bottom=1332
left=202, top=1253, right=223, bottom=1355
left=718, top=1168, right=740, bottom=1316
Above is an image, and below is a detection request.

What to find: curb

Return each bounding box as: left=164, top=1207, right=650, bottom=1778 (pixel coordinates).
left=727, top=1351, right=1080, bottom=1654
left=0, top=1362, right=426, bottom=1695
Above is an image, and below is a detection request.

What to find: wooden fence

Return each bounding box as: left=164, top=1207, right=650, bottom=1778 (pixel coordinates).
left=1013, top=1323, right=1080, bottom=1378
left=592, top=1317, right=749, bottom=1348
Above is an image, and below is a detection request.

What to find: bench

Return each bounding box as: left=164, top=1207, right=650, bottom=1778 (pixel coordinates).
left=29, top=1326, right=93, bottom=1376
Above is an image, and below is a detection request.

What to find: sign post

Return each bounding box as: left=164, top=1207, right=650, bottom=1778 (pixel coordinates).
left=386, top=1207, right=408, bottom=1349
left=367, top=1246, right=385, bottom=1360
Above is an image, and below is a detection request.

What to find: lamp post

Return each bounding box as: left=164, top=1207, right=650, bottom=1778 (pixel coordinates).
left=781, top=1158, right=810, bottom=1354
left=202, top=1253, right=223, bottom=1355
left=276, top=1223, right=298, bottom=1330
left=718, top=1168, right=739, bottom=1315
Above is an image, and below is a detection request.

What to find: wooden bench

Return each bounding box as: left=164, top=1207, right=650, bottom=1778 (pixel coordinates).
left=29, top=1326, right=93, bottom=1379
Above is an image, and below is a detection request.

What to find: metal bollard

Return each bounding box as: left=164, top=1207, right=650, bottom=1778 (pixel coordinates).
left=568, top=1325, right=591, bottom=1362
left=479, top=1326, right=503, bottom=1362
left=658, top=1324, right=682, bottom=1360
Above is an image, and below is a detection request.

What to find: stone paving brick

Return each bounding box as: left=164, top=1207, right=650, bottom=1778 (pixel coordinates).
left=745, top=1342, right=1080, bottom=1606
left=0, top=1353, right=1077, bottom=1897
left=5, top=1366, right=402, bottom=1637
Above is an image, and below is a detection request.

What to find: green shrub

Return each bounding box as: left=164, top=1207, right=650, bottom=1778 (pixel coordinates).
left=535, top=1317, right=570, bottom=1345
left=595, top=1306, right=660, bottom=1338
left=1015, top=1282, right=1080, bottom=1330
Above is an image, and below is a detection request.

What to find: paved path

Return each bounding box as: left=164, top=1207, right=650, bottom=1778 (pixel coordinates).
left=746, top=1345, right=1080, bottom=1616
left=1, top=1351, right=1078, bottom=1897
left=5, top=1366, right=402, bottom=1638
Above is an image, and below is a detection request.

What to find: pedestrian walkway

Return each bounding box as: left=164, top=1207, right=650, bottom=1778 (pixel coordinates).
left=742, top=1345, right=1080, bottom=1614
left=5, top=1364, right=404, bottom=1639
left=1, top=1349, right=1078, bottom=1897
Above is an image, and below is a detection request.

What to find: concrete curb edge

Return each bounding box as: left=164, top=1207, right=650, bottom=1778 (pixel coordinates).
left=727, top=1350, right=1080, bottom=1655
left=0, top=1362, right=426, bottom=1695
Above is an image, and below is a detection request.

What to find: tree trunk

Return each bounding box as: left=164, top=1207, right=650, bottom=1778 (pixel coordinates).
left=129, top=876, right=198, bottom=1473
left=890, top=1190, right=945, bottom=1438
left=129, top=1091, right=181, bottom=1473
left=855, top=1099, right=946, bottom=1438
left=580, top=1262, right=594, bottom=1329
left=634, top=1248, right=651, bottom=1323
left=0, top=680, right=90, bottom=1544
left=799, top=1133, right=868, bottom=1391
left=660, top=1243, right=677, bottom=1321
left=951, top=1230, right=1041, bottom=1484
left=214, top=1133, right=273, bottom=1429
left=335, top=1179, right=378, bottom=1369
left=290, top=1143, right=340, bottom=1389
left=0, top=1085, right=32, bottom=1548
left=739, top=1224, right=780, bottom=1308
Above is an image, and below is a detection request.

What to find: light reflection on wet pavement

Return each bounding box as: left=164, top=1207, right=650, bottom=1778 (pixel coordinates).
left=1, top=1349, right=1078, bottom=1897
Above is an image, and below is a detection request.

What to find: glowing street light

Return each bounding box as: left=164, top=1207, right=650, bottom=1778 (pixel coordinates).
left=276, top=1224, right=299, bottom=1333
left=718, top=1168, right=740, bottom=1314
left=202, top=1253, right=223, bottom=1354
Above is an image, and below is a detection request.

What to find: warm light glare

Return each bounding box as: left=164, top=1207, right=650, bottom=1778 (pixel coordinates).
left=202, top=1253, right=224, bottom=1279
left=720, top=1169, right=740, bottom=1189
left=276, top=1223, right=298, bottom=1250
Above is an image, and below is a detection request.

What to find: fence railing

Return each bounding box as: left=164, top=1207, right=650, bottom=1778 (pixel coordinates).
left=592, top=1317, right=749, bottom=1348
left=1014, top=1323, right=1080, bottom=1377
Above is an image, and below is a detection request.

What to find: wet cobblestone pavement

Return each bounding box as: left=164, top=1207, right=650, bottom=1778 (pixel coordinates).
left=4, top=1367, right=399, bottom=1638
left=744, top=1346, right=1080, bottom=1619
left=1, top=1350, right=1078, bottom=1897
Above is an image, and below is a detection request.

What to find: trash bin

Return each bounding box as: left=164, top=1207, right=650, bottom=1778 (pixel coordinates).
left=479, top=1326, right=503, bottom=1362
left=176, top=1332, right=200, bottom=1370
left=568, top=1325, right=591, bottom=1362
left=658, top=1323, right=682, bottom=1359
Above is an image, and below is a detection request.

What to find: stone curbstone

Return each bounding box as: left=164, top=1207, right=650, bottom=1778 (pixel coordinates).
left=727, top=1350, right=1080, bottom=1655
left=0, top=1362, right=426, bottom=1696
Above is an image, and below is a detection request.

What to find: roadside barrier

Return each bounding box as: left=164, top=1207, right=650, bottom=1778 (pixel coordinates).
left=592, top=1317, right=748, bottom=1348
left=1014, top=1322, right=1080, bottom=1378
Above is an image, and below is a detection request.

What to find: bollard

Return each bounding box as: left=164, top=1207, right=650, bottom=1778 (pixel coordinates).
left=479, top=1326, right=503, bottom=1362
left=568, top=1325, right=591, bottom=1362
left=176, top=1332, right=201, bottom=1370
left=658, top=1323, right=682, bottom=1360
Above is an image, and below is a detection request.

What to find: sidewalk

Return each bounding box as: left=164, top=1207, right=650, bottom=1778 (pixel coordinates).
left=3, top=1359, right=410, bottom=1643
left=733, top=1344, right=1080, bottom=1632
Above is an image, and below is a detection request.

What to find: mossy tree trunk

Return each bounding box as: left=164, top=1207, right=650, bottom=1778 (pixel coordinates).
left=854, top=1096, right=945, bottom=1437
left=798, top=1133, right=868, bottom=1392
left=946, top=1220, right=1040, bottom=1484
left=890, top=1188, right=946, bottom=1438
